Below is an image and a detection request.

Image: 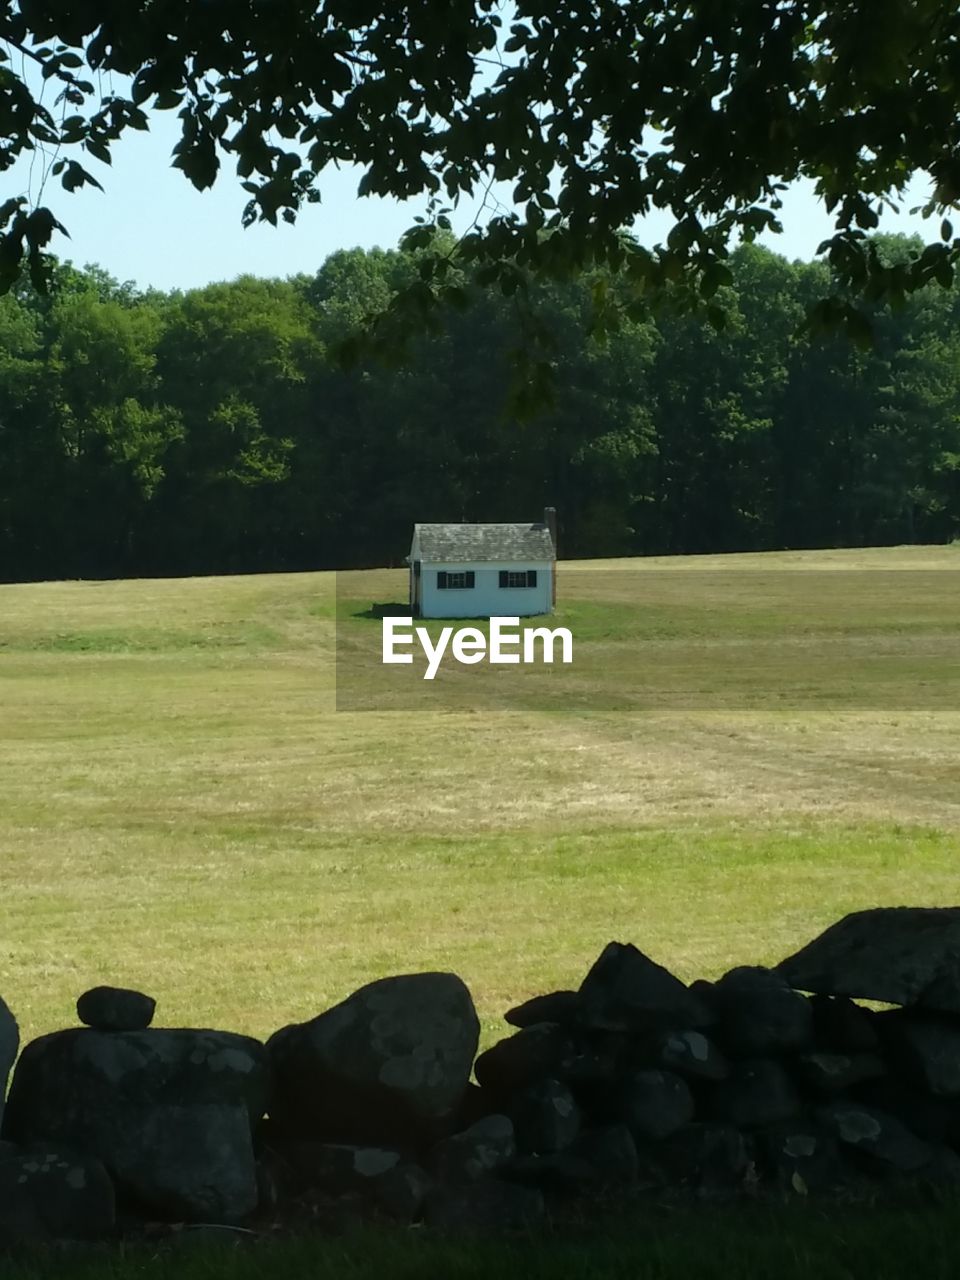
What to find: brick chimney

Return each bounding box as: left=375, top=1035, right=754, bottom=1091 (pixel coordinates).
left=544, top=506, right=557, bottom=554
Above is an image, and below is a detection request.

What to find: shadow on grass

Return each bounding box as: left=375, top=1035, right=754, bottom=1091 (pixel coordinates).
left=351, top=602, right=411, bottom=620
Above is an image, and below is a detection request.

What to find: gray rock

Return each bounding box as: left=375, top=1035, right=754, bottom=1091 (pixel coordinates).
left=255, top=1154, right=282, bottom=1214
left=688, top=979, right=721, bottom=1019
left=711, top=966, right=813, bottom=1056
left=578, top=942, right=712, bottom=1032
left=371, top=1161, right=432, bottom=1223
left=916, top=1145, right=960, bottom=1187
left=656, top=1123, right=753, bottom=1192
left=809, top=994, right=880, bottom=1052
left=505, top=991, right=581, bottom=1029
left=881, top=1014, right=960, bottom=1096
left=552, top=1034, right=629, bottom=1118
left=856, top=1078, right=960, bottom=1146
left=3, top=1027, right=267, bottom=1222
left=511, top=1078, right=581, bottom=1154
left=818, top=1102, right=934, bottom=1172
left=615, top=1069, right=694, bottom=1141
left=424, top=1179, right=544, bottom=1231
left=757, top=1121, right=846, bottom=1194
left=268, top=972, right=479, bottom=1146
left=0, top=1144, right=115, bottom=1242
left=76, top=986, right=155, bottom=1032
left=276, top=1140, right=429, bottom=1222
left=777, top=907, right=960, bottom=1014
left=657, top=1029, right=729, bottom=1082
left=428, top=1115, right=516, bottom=1182
left=711, top=1058, right=800, bottom=1128
left=557, top=1035, right=627, bottom=1092
left=452, top=1082, right=497, bottom=1130
left=281, top=1140, right=404, bottom=1194
left=504, top=1150, right=582, bottom=1193
left=0, top=997, right=18, bottom=1133
left=571, top=1124, right=640, bottom=1187
left=509, top=1124, right=639, bottom=1193
left=794, top=1051, right=885, bottom=1095
left=474, top=1024, right=571, bottom=1098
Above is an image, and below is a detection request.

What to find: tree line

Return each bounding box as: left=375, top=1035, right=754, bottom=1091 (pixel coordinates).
left=0, top=233, right=958, bottom=583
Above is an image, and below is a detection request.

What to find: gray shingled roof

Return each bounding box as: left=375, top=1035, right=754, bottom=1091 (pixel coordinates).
left=415, top=522, right=555, bottom=563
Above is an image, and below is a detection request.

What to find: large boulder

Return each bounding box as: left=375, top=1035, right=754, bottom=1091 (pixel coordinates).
left=2, top=1028, right=268, bottom=1222
left=268, top=972, right=480, bottom=1147
left=0, top=997, right=18, bottom=1132
left=577, top=942, right=712, bottom=1033
left=778, top=908, right=960, bottom=1013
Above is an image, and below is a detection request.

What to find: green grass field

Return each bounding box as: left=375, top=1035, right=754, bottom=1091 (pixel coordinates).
left=8, top=1198, right=960, bottom=1280
left=1, top=545, right=959, bottom=1057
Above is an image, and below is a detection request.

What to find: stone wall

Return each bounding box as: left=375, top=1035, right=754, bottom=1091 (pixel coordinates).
left=3, top=907, right=960, bottom=1244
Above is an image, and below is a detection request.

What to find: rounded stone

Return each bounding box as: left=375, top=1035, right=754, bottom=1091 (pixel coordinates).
left=267, top=971, right=480, bottom=1146
left=76, top=987, right=156, bottom=1032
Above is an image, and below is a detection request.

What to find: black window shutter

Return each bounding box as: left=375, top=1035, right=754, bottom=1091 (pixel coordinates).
left=437, top=571, right=447, bottom=589
left=499, top=570, right=508, bottom=588
left=527, top=569, right=537, bottom=587
left=466, top=571, right=475, bottom=588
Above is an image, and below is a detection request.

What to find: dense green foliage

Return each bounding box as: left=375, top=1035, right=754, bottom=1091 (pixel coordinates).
left=3, top=0, right=960, bottom=333
left=0, top=235, right=958, bottom=581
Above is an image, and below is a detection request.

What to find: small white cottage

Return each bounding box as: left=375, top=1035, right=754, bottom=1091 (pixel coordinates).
left=408, top=508, right=557, bottom=618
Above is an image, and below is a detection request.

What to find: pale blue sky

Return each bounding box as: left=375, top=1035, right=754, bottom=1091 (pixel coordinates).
left=14, top=107, right=939, bottom=292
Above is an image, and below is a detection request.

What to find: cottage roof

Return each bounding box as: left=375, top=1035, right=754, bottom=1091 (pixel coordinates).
left=414, top=522, right=555, bottom=563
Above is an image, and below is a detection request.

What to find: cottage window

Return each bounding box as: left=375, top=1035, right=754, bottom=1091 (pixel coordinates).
left=437, top=570, right=475, bottom=590
left=499, top=570, right=538, bottom=589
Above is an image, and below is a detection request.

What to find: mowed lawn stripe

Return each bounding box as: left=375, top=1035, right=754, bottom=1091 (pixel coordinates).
left=0, top=546, right=957, bottom=1048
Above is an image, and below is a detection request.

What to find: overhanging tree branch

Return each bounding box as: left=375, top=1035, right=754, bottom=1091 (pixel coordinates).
left=0, top=0, right=958, bottom=346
